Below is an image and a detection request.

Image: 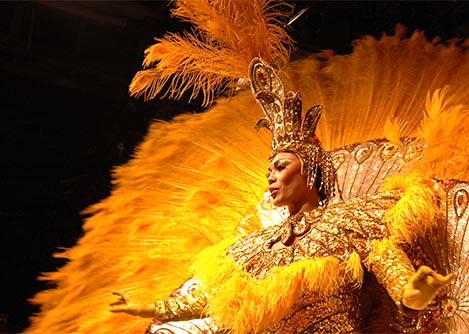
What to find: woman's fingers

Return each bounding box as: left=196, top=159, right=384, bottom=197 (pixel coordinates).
left=440, top=273, right=455, bottom=284
left=415, top=265, right=433, bottom=280
left=110, top=291, right=127, bottom=306
left=427, top=272, right=455, bottom=288
left=109, top=300, right=125, bottom=306
left=404, top=288, right=421, bottom=299
left=110, top=307, right=127, bottom=313
left=112, top=291, right=125, bottom=299
left=415, top=267, right=455, bottom=288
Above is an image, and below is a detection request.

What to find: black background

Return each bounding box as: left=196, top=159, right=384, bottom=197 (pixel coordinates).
left=1, top=1, right=469, bottom=332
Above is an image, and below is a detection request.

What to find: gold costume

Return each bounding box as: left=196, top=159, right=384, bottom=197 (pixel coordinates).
left=146, top=187, right=441, bottom=333
left=153, top=285, right=207, bottom=323
left=26, top=1, right=469, bottom=334
left=226, top=192, right=407, bottom=333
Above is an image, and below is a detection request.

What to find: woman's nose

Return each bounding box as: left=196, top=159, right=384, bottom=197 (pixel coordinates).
left=267, top=172, right=275, bottom=184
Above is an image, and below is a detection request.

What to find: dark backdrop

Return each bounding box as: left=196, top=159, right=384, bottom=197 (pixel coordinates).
left=1, top=1, right=469, bottom=332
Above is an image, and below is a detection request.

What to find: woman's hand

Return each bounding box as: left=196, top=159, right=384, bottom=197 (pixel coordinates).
left=402, top=266, right=454, bottom=310
left=109, top=292, right=155, bottom=318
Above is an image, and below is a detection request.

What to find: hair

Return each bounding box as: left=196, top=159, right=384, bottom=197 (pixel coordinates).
left=287, top=149, right=328, bottom=202
left=314, top=167, right=327, bottom=203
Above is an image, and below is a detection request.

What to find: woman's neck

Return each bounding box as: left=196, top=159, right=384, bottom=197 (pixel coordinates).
left=288, top=199, right=319, bottom=216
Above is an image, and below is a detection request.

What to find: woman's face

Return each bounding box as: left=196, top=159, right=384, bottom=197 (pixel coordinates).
left=267, top=152, right=311, bottom=208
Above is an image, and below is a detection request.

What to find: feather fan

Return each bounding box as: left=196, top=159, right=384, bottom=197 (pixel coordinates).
left=27, top=26, right=469, bottom=334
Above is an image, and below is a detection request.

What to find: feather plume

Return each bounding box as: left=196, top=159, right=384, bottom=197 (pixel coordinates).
left=28, top=26, right=469, bottom=334
left=381, top=173, right=444, bottom=244
left=294, top=25, right=469, bottom=151
left=191, top=240, right=363, bottom=334
left=27, top=91, right=271, bottom=334
left=130, top=0, right=293, bottom=106
left=383, top=118, right=407, bottom=148
left=411, top=87, right=469, bottom=180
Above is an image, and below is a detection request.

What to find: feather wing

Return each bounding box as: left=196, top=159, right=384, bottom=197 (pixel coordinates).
left=28, top=26, right=469, bottom=334
left=412, top=181, right=469, bottom=333
left=330, top=137, right=422, bottom=203
left=27, top=91, right=270, bottom=334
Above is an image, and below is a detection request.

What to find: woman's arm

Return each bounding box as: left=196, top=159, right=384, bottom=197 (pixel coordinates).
left=402, top=265, right=453, bottom=310
left=366, top=238, right=453, bottom=310
left=110, top=280, right=207, bottom=322
left=153, top=284, right=207, bottom=322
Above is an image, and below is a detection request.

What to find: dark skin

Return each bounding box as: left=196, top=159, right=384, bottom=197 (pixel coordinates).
left=266, top=152, right=454, bottom=307
left=267, top=152, right=320, bottom=251
left=267, top=152, right=320, bottom=215
left=109, top=153, right=454, bottom=316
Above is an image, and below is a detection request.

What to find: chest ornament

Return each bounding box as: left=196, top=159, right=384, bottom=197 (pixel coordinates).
left=265, top=210, right=323, bottom=250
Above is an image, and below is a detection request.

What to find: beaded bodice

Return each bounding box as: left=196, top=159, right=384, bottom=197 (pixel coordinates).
left=224, top=191, right=416, bottom=333
left=227, top=192, right=397, bottom=277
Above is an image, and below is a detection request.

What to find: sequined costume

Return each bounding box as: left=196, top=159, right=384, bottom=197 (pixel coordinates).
left=26, top=1, right=469, bottom=334
left=226, top=191, right=410, bottom=333
left=146, top=187, right=439, bottom=333
left=147, top=176, right=469, bottom=334
left=143, top=49, right=464, bottom=334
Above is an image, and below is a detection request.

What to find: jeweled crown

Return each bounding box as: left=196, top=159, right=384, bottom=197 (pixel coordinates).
left=249, top=58, right=336, bottom=204
left=249, top=58, right=322, bottom=153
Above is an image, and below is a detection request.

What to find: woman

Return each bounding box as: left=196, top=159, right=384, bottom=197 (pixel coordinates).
left=110, top=58, right=452, bottom=333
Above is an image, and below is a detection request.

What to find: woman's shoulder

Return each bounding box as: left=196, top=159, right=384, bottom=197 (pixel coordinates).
left=226, top=224, right=278, bottom=253
left=320, top=191, right=401, bottom=221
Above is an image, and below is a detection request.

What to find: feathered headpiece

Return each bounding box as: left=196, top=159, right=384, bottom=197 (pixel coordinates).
left=129, top=1, right=336, bottom=203
left=129, top=0, right=294, bottom=106
left=249, top=57, right=337, bottom=203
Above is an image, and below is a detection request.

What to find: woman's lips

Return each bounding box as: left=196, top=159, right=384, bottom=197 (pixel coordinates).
left=270, top=189, right=278, bottom=198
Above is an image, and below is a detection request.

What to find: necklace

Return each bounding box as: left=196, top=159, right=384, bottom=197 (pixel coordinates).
left=266, top=209, right=323, bottom=250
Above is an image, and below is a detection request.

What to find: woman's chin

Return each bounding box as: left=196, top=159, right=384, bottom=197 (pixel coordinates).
left=272, top=197, right=286, bottom=207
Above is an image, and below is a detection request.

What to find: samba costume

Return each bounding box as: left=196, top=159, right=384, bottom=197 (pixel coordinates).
left=27, top=1, right=469, bottom=334
left=142, top=59, right=455, bottom=334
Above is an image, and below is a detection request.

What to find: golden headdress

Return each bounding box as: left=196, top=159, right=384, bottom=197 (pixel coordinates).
left=249, top=57, right=337, bottom=203
left=130, top=0, right=337, bottom=202
left=25, top=0, right=469, bottom=332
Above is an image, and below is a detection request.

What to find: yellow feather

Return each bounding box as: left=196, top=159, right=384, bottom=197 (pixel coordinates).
left=27, top=91, right=269, bottom=334
left=295, top=25, right=469, bottom=151
left=191, top=240, right=363, bottom=334
left=28, top=25, right=469, bottom=334
left=130, top=0, right=293, bottom=106
left=346, top=251, right=364, bottom=288
left=381, top=173, right=444, bottom=244
left=383, top=118, right=407, bottom=148
left=411, top=87, right=469, bottom=180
